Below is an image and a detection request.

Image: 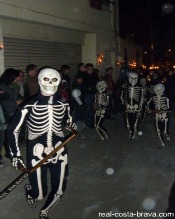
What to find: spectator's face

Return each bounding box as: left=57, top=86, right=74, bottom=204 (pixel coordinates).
left=18, top=71, right=25, bottom=82
left=146, top=75, right=151, bottom=81
left=107, top=69, right=113, bottom=75
left=63, top=69, right=69, bottom=75
left=79, top=65, right=85, bottom=72
left=29, top=67, right=38, bottom=77
left=107, top=71, right=113, bottom=78
left=86, top=67, right=93, bottom=74
left=14, top=71, right=24, bottom=83
left=77, top=78, right=83, bottom=84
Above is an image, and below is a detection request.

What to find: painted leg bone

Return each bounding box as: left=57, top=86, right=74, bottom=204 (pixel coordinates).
left=94, top=109, right=110, bottom=141
left=94, top=114, right=105, bottom=141
left=126, top=112, right=139, bottom=142
left=164, top=118, right=171, bottom=143
left=155, top=118, right=166, bottom=148
left=125, top=111, right=132, bottom=138
left=130, top=115, right=139, bottom=141
left=133, top=114, right=140, bottom=139
left=39, top=153, right=68, bottom=219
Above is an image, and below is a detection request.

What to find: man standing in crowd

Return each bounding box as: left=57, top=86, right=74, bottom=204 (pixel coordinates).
left=24, top=64, right=39, bottom=98
left=84, top=63, right=100, bottom=128
left=76, top=63, right=86, bottom=80
left=71, top=73, right=85, bottom=122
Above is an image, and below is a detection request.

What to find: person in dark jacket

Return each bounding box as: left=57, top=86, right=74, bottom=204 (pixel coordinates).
left=0, top=88, right=9, bottom=166
left=103, top=66, right=117, bottom=120
left=76, top=62, right=86, bottom=80
left=24, top=64, right=39, bottom=99
left=84, top=63, right=100, bottom=128
left=0, top=68, right=20, bottom=159
left=71, top=73, right=85, bottom=122
left=60, top=65, right=71, bottom=90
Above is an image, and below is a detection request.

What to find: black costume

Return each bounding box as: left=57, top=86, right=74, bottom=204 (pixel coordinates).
left=8, top=68, right=77, bottom=219
left=147, top=83, right=171, bottom=148
left=7, top=93, right=72, bottom=218
left=94, top=86, right=110, bottom=141
left=121, top=73, right=143, bottom=142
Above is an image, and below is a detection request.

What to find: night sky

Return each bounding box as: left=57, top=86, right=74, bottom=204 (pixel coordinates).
left=119, top=0, right=175, bottom=66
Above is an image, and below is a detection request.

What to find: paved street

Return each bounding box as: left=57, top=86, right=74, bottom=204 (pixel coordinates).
left=0, top=111, right=175, bottom=219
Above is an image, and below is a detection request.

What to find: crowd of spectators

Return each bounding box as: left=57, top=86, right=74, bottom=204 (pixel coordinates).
left=1, top=62, right=175, bottom=167
left=139, top=68, right=175, bottom=104
left=0, top=62, right=118, bottom=167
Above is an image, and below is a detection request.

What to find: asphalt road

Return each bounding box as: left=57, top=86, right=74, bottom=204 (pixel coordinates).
left=0, top=111, right=175, bottom=219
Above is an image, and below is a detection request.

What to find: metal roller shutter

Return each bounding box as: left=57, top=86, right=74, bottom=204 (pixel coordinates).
left=3, top=37, right=82, bottom=82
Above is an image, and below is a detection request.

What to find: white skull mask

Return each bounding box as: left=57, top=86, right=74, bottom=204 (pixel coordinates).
left=38, top=68, right=61, bottom=96
left=154, top=83, right=165, bottom=96
left=96, top=80, right=107, bottom=94
left=128, top=73, right=138, bottom=86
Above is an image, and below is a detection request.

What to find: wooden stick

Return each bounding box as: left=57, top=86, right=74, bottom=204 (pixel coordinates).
left=0, top=129, right=77, bottom=200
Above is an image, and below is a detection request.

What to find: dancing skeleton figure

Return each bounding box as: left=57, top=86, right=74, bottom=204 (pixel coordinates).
left=121, top=73, right=143, bottom=142
left=7, top=68, right=76, bottom=219
left=94, top=80, right=110, bottom=141
left=147, top=83, right=171, bottom=149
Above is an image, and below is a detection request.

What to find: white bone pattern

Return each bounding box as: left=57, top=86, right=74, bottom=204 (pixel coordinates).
left=126, top=87, right=142, bottom=113
left=95, top=93, right=109, bottom=140
left=95, top=94, right=109, bottom=116
left=99, top=94, right=109, bottom=107
left=96, top=80, right=107, bottom=94
left=129, top=73, right=138, bottom=86
left=26, top=98, right=68, bottom=164
left=152, top=96, right=169, bottom=121
left=150, top=95, right=171, bottom=147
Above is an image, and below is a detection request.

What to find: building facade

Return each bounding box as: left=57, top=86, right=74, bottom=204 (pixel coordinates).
left=0, top=0, right=120, bottom=79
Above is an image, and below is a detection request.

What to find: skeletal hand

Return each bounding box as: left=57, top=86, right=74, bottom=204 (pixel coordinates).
left=11, top=156, right=25, bottom=170
left=65, top=122, right=77, bottom=131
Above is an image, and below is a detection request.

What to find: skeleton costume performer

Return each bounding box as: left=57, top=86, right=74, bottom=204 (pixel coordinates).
left=7, top=68, right=76, bottom=219
left=94, top=80, right=110, bottom=141
left=121, top=73, right=143, bottom=142
left=147, top=83, right=171, bottom=149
